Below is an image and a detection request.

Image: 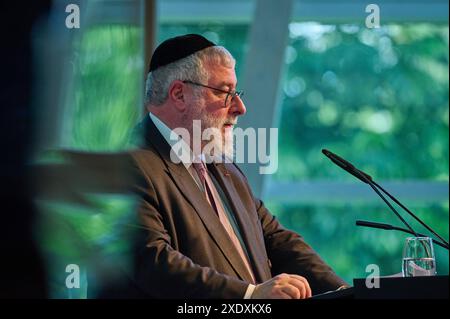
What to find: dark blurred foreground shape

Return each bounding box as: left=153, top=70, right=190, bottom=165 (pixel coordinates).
left=0, top=2, right=52, bottom=298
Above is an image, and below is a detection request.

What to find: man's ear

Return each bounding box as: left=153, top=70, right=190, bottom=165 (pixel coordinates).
left=168, top=80, right=187, bottom=112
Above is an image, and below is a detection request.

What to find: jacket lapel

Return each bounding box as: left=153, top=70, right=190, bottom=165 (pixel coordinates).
left=140, top=116, right=255, bottom=283
left=208, top=163, right=271, bottom=283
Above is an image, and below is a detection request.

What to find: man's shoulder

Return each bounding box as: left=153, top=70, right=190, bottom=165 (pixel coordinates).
left=129, top=147, right=166, bottom=174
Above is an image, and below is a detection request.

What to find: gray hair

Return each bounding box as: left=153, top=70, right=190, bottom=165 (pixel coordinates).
left=145, top=46, right=235, bottom=106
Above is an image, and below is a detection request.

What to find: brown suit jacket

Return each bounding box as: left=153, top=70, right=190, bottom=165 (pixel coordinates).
left=129, top=115, right=346, bottom=298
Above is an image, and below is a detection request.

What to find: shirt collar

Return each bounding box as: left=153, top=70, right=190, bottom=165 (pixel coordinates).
left=149, top=112, right=229, bottom=166
left=149, top=112, right=200, bottom=168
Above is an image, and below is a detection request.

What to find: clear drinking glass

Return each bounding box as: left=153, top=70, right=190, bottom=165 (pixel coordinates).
left=402, top=237, right=436, bottom=277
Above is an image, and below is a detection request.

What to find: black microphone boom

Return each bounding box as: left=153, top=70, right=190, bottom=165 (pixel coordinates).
left=356, top=220, right=394, bottom=230
left=356, top=220, right=449, bottom=250
left=321, top=149, right=372, bottom=184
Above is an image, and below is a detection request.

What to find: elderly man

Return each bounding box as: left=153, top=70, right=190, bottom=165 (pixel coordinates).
left=131, top=34, right=346, bottom=299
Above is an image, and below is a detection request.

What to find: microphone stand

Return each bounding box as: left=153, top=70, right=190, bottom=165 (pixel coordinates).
left=350, top=168, right=419, bottom=237
left=322, top=149, right=449, bottom=249
left=372, top=180, right=449, bottom=248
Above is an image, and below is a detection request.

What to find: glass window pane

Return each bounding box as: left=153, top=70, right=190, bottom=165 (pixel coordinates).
left=276, top=23, right=449, bottom=181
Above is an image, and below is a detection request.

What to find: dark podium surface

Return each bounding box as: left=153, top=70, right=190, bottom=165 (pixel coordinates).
left=354, top=275, right=448, bottom=299
left=312, top=275, right=448, bottom=299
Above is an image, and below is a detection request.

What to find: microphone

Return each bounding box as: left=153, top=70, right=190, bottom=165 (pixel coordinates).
left=356, top=220, right=393, bottom=230
left=322, top=148, right=450, bottom=248
left=356, top=220, right=449, bottom=250
left=321, top=149, right=372, bottom=184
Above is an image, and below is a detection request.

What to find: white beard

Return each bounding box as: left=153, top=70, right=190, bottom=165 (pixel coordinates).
left=208, top=127, right=234, bottom=161
left=187, top=100, right=236, bottom=162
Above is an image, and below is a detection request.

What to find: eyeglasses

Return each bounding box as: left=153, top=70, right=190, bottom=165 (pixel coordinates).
left=183, top=80, right=244, bottom=107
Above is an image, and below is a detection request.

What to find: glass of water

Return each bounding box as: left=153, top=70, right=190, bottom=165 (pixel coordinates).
left=402, top=237, right=436, bottom=277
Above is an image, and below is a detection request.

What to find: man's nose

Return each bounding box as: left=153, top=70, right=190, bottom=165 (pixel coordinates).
left=230, top=95, right=246, bottom=116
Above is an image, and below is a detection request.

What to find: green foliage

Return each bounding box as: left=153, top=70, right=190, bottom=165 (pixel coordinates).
left=38, top=25, right=144, bottom=298
left=278, top=23, right=449, bottom=181
left=37, top=194, right=138, bottom=298
left=270, top=23, right=449, bottom=281
left=67, top=26, right=143, bottom=151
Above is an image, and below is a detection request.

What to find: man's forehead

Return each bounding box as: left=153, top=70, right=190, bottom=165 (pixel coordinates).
left=207, top=65, right=237, bottom=86
left=211, top=78, right=237, bottom=89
